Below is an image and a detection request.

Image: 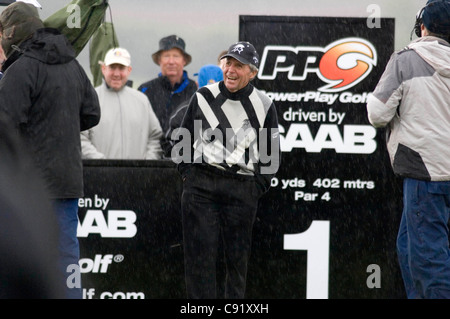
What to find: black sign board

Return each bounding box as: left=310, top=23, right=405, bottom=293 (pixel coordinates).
left=78, top=16, right=405, bottom=299
left=240, top=15, right=403, bottom=299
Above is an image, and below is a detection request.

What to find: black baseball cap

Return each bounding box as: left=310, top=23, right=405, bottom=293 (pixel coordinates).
left=220, top=41, right=260, bottom=69
left=152, top=35, right=192, bottom=66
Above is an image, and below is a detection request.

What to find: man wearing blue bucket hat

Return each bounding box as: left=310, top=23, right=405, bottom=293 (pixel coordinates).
left=138, top=35, right=198, bottom=157
left=367, top=0, right=450, bottom=299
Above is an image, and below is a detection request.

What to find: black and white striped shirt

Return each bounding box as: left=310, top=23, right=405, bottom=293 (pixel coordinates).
left=176, top=81, right=280, bottom=191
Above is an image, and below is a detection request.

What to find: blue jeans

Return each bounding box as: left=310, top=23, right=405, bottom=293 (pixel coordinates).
left=396, top=178, right=450, bottom=299
left=53, top=199, right=82, bottom=299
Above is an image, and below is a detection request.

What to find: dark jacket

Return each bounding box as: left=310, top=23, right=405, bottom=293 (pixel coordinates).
left=0, top=113, right=63, bottom=298
left=138, top=71, right=197, bottom=155
left=0, top=28, right=101, bottom=199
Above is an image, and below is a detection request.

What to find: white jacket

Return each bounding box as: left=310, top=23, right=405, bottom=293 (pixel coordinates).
left=81, top=83, right=163, bottom=160
left=367, top=36, right=450, bottom=181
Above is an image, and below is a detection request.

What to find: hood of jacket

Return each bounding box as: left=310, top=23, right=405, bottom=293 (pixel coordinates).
left=408, top=36, right=450, bottom=78
left=0, top=2, right=44, bottom=59
left=20, top=28, right=75, bottom=65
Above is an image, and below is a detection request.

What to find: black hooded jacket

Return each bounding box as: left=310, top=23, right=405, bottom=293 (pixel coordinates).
left=0, top=28, right=101, bottom=199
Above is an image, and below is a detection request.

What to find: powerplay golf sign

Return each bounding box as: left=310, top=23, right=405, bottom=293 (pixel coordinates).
left=255, top=34, right=380, bottom=156
left=258, top=37, right=377, bottom=93
left=239, top=16, right=404, bottom=299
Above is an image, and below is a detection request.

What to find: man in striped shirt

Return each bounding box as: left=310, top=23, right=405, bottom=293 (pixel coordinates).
left=174, top=41, right=280, bottom=299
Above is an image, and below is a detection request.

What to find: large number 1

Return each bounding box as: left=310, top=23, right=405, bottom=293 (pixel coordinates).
left=283, top=220, right=330, bottom=299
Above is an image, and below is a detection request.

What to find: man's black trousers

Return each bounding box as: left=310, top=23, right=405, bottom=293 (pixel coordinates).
left=181, top=165, right=261, bottom=299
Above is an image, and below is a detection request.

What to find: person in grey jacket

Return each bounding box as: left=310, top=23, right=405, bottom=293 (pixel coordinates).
left=81, top=47, right=163, bottom=160
left=366, top=0, right=450, bottom=299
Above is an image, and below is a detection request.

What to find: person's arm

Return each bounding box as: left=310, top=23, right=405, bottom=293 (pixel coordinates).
left=79, top=72, right=101, bottom=132
left=80, top=130, right=105, bottom=159
left=144, top=101, right=163, bottom=160
left=255, top=101, right=280, bottom=193
left=367, top=53, right=403, bottom=128
left=163, top=102, right=189, bottom=158
left=0, top=60, right=34, bottom=131
left=176, top=94, right=197, bottom=177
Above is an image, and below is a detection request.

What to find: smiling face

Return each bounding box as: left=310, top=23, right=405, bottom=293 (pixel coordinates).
left=222, top=57, right=257, bottom=93
left=102, top=63, right=132, bottom=91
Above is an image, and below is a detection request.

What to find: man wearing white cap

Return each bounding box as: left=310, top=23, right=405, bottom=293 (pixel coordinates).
left=81, top=47, right=163, bottom=159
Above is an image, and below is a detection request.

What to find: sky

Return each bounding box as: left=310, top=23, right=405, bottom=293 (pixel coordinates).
left=2, top=0, right=426, bottom=88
